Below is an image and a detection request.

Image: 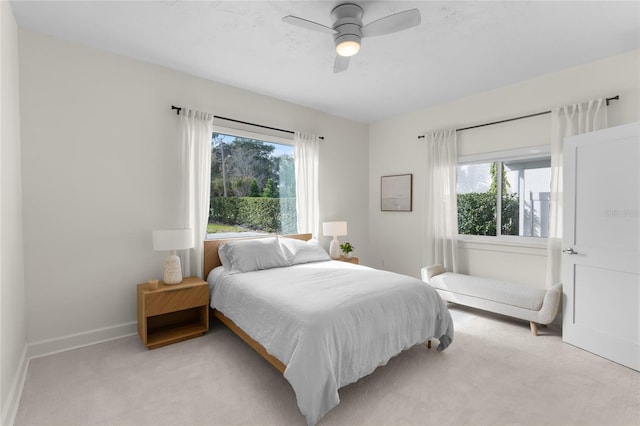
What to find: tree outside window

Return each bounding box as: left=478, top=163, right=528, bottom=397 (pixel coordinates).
left=209, top=132, right=296, bottom=236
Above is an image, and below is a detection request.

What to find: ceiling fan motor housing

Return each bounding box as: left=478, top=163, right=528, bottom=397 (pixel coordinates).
left=331, top=3, right=363, bottom=49
left=281, top=2, right=422, bottom=71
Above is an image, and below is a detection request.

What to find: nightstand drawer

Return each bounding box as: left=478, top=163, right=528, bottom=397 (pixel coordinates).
left=145, top=285, right=208, bottom=316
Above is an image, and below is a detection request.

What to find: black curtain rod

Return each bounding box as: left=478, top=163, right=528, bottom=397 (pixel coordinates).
left=171, top=105, right=324, bottom=140
left=417, top=95, right=619, bottom=139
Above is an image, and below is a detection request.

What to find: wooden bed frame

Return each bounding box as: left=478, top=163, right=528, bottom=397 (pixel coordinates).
left=203, top=233, right=312, bottom=374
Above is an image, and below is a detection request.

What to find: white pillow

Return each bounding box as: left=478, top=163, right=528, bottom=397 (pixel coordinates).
left=279, top=237, right=330, bottom=265
left=218, top=237, right=290, bottom=274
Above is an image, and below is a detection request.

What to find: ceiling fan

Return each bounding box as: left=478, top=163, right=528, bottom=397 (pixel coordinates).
left=282, top=3, right=421, bottom=73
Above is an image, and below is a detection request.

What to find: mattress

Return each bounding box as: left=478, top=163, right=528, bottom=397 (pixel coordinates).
left=207, top=260, right=454, bottom=425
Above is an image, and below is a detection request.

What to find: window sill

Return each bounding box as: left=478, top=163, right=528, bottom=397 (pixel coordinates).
left=457, top=235, right=548, bottom=256
left=205, top=231, right=271, bottom=240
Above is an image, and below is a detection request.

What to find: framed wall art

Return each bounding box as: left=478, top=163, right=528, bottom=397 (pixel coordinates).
left=380, top=174, right=412, bottom=212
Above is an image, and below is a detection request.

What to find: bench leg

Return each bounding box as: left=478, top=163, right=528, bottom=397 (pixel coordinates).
left=530, top=321, right=538, bottom=336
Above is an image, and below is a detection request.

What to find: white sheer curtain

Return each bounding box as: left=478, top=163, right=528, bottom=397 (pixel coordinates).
left=178, top=108, right=214, bottom=279
left=424, top=129, right=459, bottom=272
left=294, top=132, right=320, bottom=237
left=546, top=98, right=608, bottom=288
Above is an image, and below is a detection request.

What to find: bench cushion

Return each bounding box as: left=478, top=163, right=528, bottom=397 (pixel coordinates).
left=430, top=272, right=546, bottom=311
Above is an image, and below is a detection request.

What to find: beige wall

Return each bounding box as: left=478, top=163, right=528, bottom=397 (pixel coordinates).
left=18, top=29, right=369, bottom=351
left=369, top=49, right=640, bottom=288
left=1, top=2, right=27, bottom=424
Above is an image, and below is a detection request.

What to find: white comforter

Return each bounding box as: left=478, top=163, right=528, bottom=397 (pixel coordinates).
left=208, top=261, right=454, bottom=425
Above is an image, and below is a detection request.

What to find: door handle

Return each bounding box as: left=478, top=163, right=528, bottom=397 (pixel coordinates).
left=562, top=247, right=578, bottom=255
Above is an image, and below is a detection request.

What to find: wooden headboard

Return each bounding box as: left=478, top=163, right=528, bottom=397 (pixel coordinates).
left=203, top=233, right=312, bottom=278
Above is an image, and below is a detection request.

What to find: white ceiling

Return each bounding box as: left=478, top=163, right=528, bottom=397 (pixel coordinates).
left=10, top=1, right=640, bottom=123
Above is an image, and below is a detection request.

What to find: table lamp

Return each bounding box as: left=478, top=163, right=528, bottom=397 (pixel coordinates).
left=152, top=229, right=194, bottom=284
left=322, top=221, right=347, bottom=259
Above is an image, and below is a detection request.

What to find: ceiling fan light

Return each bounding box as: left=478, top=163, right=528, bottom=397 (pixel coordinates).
left=336, top=39, right=360, bottom=57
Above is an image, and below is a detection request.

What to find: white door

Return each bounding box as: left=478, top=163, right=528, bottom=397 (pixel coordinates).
left=563, top=122, right=639, bottom=371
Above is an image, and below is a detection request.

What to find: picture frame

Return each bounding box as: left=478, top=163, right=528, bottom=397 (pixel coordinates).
left=380, top=174, right=413, bottom=212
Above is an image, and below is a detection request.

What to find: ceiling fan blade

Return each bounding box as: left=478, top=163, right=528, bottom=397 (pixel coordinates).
left=361, top=8, right=421, bottom=38
left=282, top=15, right=337, bottom=35
left=334, top=55, right=350, bottom=73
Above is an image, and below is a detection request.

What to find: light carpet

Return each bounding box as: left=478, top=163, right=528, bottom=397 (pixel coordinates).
left=14, top=306, right=639, bottom=425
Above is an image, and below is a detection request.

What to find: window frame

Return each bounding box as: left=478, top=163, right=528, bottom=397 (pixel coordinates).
left=212, top=125, right=294, bottom=147
left=208, top=125, right=295, bottom=240
left=456, top=145, right=551, bottom=247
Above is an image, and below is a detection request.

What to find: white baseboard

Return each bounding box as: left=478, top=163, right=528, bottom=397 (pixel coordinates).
left=26, top=321, right=137, bottom=360
left=1, top=322, right=137, bottom=426
left=1, top=344, right=28, bottom=426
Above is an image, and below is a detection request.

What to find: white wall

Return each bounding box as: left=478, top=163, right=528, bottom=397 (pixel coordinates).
left=1, top=2, right=27, bottom=424
left=369, top=49, right=640, bottom=288
left=18, top=29, right=369, bottom=351
left=14, top=18, right=640, bottom=369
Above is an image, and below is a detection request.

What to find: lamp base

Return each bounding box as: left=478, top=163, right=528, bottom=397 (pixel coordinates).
left=329, top=238, right=341, bottom=259
left=163, top=253, right=183, bottom=285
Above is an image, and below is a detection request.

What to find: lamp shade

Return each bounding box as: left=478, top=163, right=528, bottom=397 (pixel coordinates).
left=152, top=229, right=194, bottom=251
left=322, top=221, right=347, bottom=237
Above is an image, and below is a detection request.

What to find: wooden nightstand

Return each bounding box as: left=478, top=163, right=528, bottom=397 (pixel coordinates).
left=137, top=276, right=209, bottom=349
left=337, top=256, right=359, bottom=264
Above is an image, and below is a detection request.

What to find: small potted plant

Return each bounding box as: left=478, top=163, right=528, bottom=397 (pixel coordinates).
left=339, top=242, right=355, bottom=258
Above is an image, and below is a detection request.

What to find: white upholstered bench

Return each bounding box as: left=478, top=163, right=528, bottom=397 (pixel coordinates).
left=422, top=264, right=562, bottom=335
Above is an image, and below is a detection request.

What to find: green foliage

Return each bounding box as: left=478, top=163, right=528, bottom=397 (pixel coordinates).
left=457, top=192, right=497, bottom=236
left=501, top=193, right=520, bottom=236
left=457, top=192, right=519, bottom=236
left=339, top=242, right=355, bottom=254
left=249, top=179, right=261, bottom=197
left=210, top=197, right=297, bottom=234
left=489, top=162, right=511, bottom=193
left=459, top=162, right=518, bottom=236
left=210, top=177, right=225, bottom=198
left=262, top=178, right=277, bottom=198
left=210, top=133, right=297, bottom=234
left=212, top=135, right=279, bottom=196
left=230, top=176, right=254, bottom=197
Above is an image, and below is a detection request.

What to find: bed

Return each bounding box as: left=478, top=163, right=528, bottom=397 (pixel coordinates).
left=204, top=234, right=454, bottom=425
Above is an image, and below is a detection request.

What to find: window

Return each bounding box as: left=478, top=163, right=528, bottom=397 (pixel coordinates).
left=209, top=132, right=296, bottom=237
left=457, top=152, right=551, bottom=240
